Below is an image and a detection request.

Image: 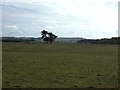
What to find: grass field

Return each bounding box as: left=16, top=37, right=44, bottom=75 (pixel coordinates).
left=2, top=42, right=118, bottom=88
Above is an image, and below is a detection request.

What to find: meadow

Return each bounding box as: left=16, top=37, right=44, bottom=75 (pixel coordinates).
left=2, top=42, right=118, bottom=88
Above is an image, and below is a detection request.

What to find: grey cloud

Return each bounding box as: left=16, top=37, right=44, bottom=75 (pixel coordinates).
left=2, top=3, right=37, bottom=14
left=2, top=1, right=118, bottom=38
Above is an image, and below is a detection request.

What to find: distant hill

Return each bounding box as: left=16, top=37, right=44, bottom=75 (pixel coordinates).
left=2, top=37, right=120, bottom=44
left=55, top=37, right=85, bottom=43
left=77, top=37, right=120, bottom=44
left=2, top=37, right=85, bottom=43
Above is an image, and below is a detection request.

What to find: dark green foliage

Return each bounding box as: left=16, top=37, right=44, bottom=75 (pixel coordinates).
left=77, top=37, right=120, bottom=44
left=41, top=30, right=57, bottom=43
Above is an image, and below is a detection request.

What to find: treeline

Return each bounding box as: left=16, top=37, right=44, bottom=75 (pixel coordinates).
left=2, top=37, right=36, bottom=42
left=77, top=37, right=120, bottom=44
left=2, top=37, right=120, bottom=44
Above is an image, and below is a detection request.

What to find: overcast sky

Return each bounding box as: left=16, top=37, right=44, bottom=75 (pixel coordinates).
left=1, top=0, right=119, bottom=39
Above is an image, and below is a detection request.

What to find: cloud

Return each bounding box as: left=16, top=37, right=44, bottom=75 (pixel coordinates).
left=4, top=25, right=18, bottom=30
left=3, top=25, right=19, bottom=37
left=45, top=25, right=54, bottom=29
left=2, top=0, right=119, bottom=38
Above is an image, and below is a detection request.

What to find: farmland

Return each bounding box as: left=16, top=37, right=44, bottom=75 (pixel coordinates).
left=2, top=42, right=118, bottom=88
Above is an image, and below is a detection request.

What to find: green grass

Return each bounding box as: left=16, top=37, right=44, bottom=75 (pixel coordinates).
left=2, top=42, right=118, bottom=88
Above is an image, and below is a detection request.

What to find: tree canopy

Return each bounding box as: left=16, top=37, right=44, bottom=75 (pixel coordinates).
left=41, top=30, right=57, bottom=43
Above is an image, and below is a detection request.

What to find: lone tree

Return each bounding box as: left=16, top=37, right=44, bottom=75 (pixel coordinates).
left=41, top=30, right=57, bottom=43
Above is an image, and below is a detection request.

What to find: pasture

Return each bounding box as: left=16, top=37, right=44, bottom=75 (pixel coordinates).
left=2, top=42, right=118, bottom=88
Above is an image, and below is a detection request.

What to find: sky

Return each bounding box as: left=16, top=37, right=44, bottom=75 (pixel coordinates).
left=1, top=0, right=119, bottom=39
